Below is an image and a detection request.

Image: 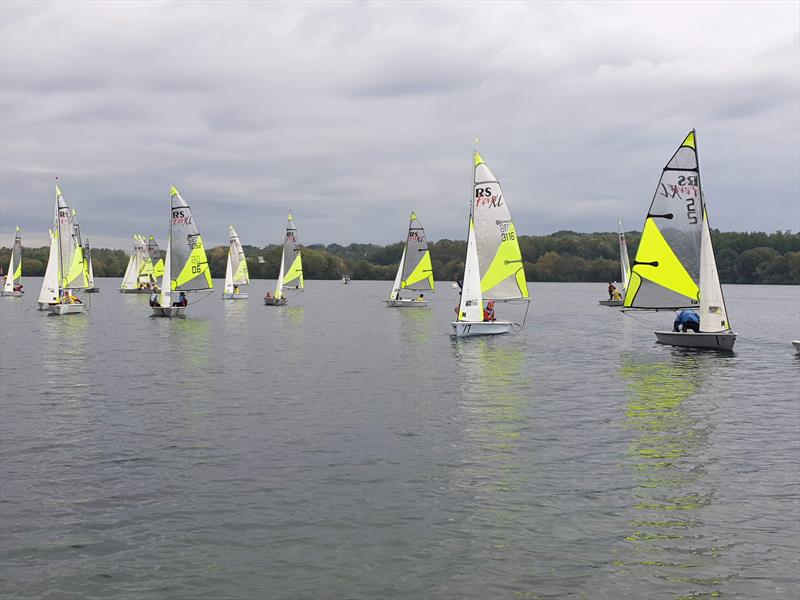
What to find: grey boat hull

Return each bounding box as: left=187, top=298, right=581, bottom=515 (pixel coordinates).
left=655, top=330, right=737, bottom=351
left=222, top=293, right=249, bottom=299
left=598, top=299, right=623, bottom=306
left=151, top=306, right=186, bottom=318
left=451, top=320, right=512, bottom=338
left=385, top=299, right=429, bottom=308
left=264, top=297, right=288, bottom=306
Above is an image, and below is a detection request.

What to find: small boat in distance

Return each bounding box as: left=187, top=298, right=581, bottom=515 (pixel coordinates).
left=1, top=226, right=23, bottom=297
left=151, top=186, right=213, bottom=317
left=49, top=186, right=88, bottom=315
left=599, top=220, right=630, bottom=306
left=264, top=213, right=303, bottom=306
left=385, top=211, right=434, bottom=307
left=120, top=235, right=155, bottom=293
left=84, top=237, right=100, bottom=293
left=341, top=275, right=351, bottom=285
left=452, top=151, right=531, bottom=337
left=623, top=130, right=736, bottom=351
left=222, top=225, right=250, bottom=299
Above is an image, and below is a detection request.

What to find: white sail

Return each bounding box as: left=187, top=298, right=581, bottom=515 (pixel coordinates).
left=224, top=251, right=234, bottom=294
left=85, top=238, right=95, bottom=288
left=698, top=206, right=729, bottom=333
left=120, top=236, right=141, bottom=290
left=39, top=229, right=59, bottom=305
left=274, top=245, right=286, bottom=299
left=169, top=186, right=212, bottom=292
left=388, top=247, right=406, bottom=300
left=160, top=233, right=172, bottom=307
left=457, top=218, right=483, bottom=322
left=618, top=219, right=631, bottom=293
left=2, top=244, right=14, bottom=292
left=228, top=225, right=249, bottom=287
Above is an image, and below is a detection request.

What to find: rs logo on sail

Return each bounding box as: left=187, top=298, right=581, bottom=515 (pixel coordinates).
left=475, top=187, right=503, bottom=207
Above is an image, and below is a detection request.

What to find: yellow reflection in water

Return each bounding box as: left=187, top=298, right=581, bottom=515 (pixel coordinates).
left=617, top=354, right=723, bottom=596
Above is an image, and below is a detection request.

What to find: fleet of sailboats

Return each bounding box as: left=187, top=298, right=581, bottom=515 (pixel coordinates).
left=151, top=186, right=213, bottom=317
left=385, top=212, right=434, bottom=307
left=1, top=227, right=23, bottom=297
left=264, top=213, right=303, bottom=306
left=222, top=225, right=250, bottom=299
left=452, top=152, right=530, bottom=337
left=598, top=220, right=631, bottom=306
left=623, top=130, right=736, bottom=351
left=2, top=134, right=766, bottom=351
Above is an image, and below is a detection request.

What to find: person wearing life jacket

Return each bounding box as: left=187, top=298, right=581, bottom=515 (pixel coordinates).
left=608, top=282, right=617, bottom=300
left=674, top=309, right=700, bottom=333
left=233, top=285, right=240, bottom=294
left=611, top=288, right=622, bottom=301
left=483, top=300, right=496, bottom=322
left=416, top=293, right=424, bottom=301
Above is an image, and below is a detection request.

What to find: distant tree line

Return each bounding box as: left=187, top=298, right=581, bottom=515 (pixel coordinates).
left=2, top=230, right=798, bottom=285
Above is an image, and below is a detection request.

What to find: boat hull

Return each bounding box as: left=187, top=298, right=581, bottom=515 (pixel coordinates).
left=385, top=299, right=429, bottom=308
left=222, top=293, right=249, bottom=299
left=0, top=291, right=24, bottom=297
left=451, top=320, right=512, bottom=338
left=48, top=303, right=86, bottom=315
left=85, top=287, right=100, bottom=293
left=120, top=288, right=154, bottom=294
left=264, top=297, right=288, bottom=306
left=655, top=330, right=737, bottom=351
left=151, top=306, right=186, bottom=318
left=598, top=299, right=623, bottom=306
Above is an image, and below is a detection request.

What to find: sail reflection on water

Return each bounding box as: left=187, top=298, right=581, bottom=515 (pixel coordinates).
left=617, top=354, right=725, bottom=595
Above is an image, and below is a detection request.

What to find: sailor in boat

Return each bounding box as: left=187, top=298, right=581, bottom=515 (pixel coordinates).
left=607, top=282, right=617, bottom=300
left=233, top=284, right=240, bottom=294
left=172, top=292, right=188, bottom=307
left=416, top=293, right=424, bottom=301
left=62, top=289, right=81, bottom=304
left=149, top=291, right=159, bottom=307
left=611, top=288, right=622, bottom=301
left=483, top=300, right=496, bottom=322
left=673, top=310, right=700, bottom=333
left=13, top=283, right=23, bottom=293
left=264, top=291, right=272, bottom=300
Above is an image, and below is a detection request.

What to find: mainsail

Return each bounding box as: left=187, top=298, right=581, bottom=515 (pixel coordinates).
left=624, top=131, right=703, bottom=309
left=388, top=212, right=434, bottom=300
left=3, top=226, right=22, bottom=292
left=55, top=186, right=87, bottom=290
left=618, top=219, right=631, bottom=293
left=472, top=152, right=529, bottom=301
left=169, top=186, right=212, bottom=292
left=224, top=225, right=249, bottom=294
left=147, top=235, right=164, bottom=280
left=275, top=213, right=303, bottom=299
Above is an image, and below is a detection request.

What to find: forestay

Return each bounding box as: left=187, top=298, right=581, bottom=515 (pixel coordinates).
left=170, top=186, right=212, bottom=292
left=55, top=186, right=88, bottom=290
left=624, top=131, right=702, bottom=309
left=472, top=152, right=529, bottom=301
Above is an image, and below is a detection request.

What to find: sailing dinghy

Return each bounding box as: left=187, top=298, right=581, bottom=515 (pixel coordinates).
left=222, top=225, right=250, bottom=299
left=1, top=227, right=23, bottom=297
left=599, top=220, right=631, bottom=306
left=49, top=186, right=89, bottom=315
left=623, top=130, right=736, bottom=351
left=385, top=212, right=434, bottom=307
left=120, top=235, right=154, bottom=293
left=147, top=235, right=164, bottom=285
left=264, top=213, right=303, bottom=306
left=84, top=237, right=100, bottom=293
left=452, top=152, right=531, bottom=337
left=151, top=186, right=213, bottom=317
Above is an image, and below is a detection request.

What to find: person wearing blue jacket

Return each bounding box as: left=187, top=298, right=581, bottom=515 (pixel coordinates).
left=674, top=309, right=700, bottom=333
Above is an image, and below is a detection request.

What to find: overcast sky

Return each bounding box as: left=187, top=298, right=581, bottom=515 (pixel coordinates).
left=1, top=1, right=798, bottom=249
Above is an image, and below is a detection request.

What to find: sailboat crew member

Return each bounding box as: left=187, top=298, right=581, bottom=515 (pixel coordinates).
left=673, top=310, right=700, bottom=333
left=483, top=301, right=496, bottom=322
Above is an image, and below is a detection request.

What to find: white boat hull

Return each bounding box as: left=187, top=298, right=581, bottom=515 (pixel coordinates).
left=655, top=330, right=737, bottom=351
left=451, top=320, right=512, bottom=338
left=598, top=299, right=623, bottom=306
left=0, top=291, right=24, bottom=297
left=222, top=293, right=249, bottom=299
left=385, top=299, right=429, bottom=308
left=264, top=297, right=288, bottom=306
left=151, top=306, right=186, bottom=318
left=48, top=303, right=86, bottom=315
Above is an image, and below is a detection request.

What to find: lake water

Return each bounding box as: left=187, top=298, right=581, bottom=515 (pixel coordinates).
left=1, top=279, right=798, bottom=599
